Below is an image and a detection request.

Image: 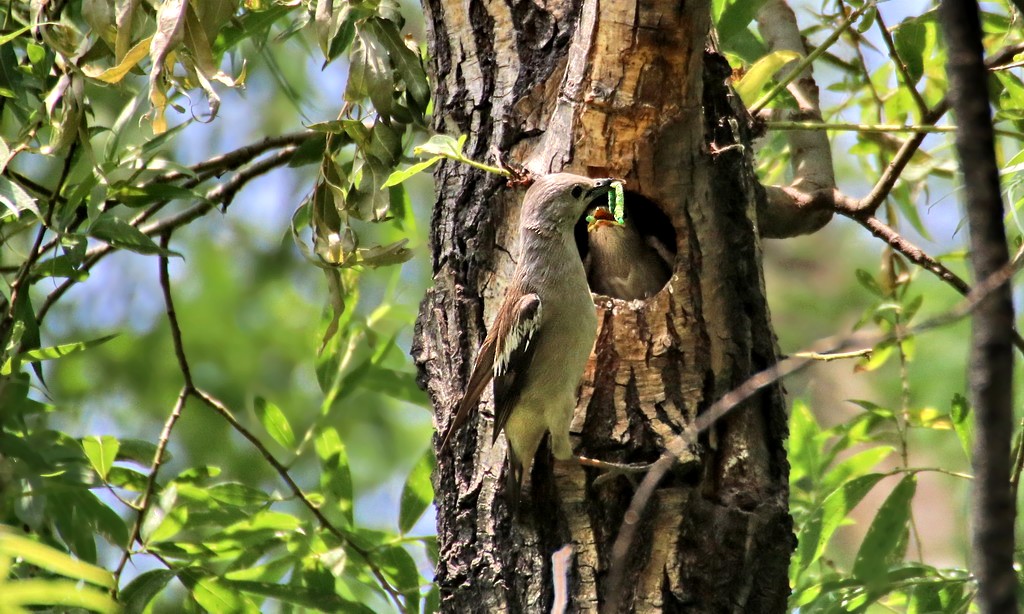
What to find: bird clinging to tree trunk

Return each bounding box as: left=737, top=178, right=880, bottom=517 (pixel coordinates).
left=439, top=172, right=618, bottom=508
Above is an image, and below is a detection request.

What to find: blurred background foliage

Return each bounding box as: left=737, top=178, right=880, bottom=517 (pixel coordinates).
left=0, top=0, right=1021, bottom=611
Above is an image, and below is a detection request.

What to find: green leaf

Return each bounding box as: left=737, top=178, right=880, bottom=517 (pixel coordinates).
left=116, top=438, right=167, bottom=467
left=893, top=18, right=926, bottom=85
left=317, top=427, right=354, bottom=526
left=0, top=175, right=40, bottom=219
left=120, top=569, right=178, bottom=614
left=853, top=474, right=917, bottom=584
left=89, top=214, right=183, bottom=257
left=109, top=182, right=205, bottom=208
left=253, top=396, right=296, bottom=448
left=191, top=576, right=259, bottom=613
left=795, top=473, right=887, bottom=573
left=207, top=482, right=271, bottom=508
left=715, top=0, right=770, bottom=45
left=855, top=268, right=884, bottom=297
left=368, top=17, right=430, bottom=112
left=346, top=29, right=394, bottom=118
left=734, top=50, right=802, bottom=107
left=949, top=393, right=972, bottom=461
left=351, top=239, right=413, bottom=268
left=0, top=23, right=47, bottom=47
left=0, top=579, right=119, bottom=611
left=0, top=527, right=114, bottom=588
left=382, top=156, right=442, bottom=188
left=1, top=334, right=118, bottom=375
left=787, top=400, right=823, bottom=486
left=820, top=446, right=894, bottom=494
left=361, top=367, right=429, bottom=407
left=307, top=118, right=363, bottom=134
left=82, top=435, right=119, bottom=480
left=379, top=544, right=421, bottom=603
left=399, top=448, right=434, bottom=533
left=141, top=484, right=182, bottom=544
left=413, top=133, right=466, bottom=159
left=107, top=467, right=150, bottom=491
left=0, top=137, right=11, bottom=175
left=230, top=579, right=376, bottom=613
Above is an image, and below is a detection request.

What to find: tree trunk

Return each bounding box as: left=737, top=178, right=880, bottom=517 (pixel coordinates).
left=412, top=1, right=794, bottom=611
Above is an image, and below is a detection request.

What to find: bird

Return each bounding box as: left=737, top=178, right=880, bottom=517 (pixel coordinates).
left=439, top=173, right=618, bottom=508
left=584, top=204, right=673, bottom=300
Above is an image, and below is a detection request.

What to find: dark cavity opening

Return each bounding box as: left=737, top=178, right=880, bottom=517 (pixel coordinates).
left=574, top=189, right=678, bottom=301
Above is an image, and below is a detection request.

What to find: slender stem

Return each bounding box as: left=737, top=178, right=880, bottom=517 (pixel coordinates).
left=768, top=120, right=1024, bottom=139
left=749, top=2, right=872, bottom=114
left=941, top=1, right=1016, bottom=610
left=606, top=254, right=1024, bottom=611
left=875, top=11, right=930, bottom=119
left=454, top=154, right=510, bottom=177
left=793, top=348, right=872, bottom=361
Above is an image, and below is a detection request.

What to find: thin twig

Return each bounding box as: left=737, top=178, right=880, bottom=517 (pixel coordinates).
left=114, top=234, right=191, bottom=593
left=875, top=12, right=930, bottom=118
left=604, top=253, right=1024, bottom=613
left=106, top=232, right=407, bottom=609
left=769, top=121, right=954, bottom=133
left=749, top=2, right=872, bottom=114
left=113, top=386, right=188, bottom=591
left=153, top=131, right=315, bottom=184
left=192, top=388, right=407, bottom=611
left=836, top=41, right=1024, bottom=217
left=793, top=347, right=872, bottom=361
left=0, top=143, right=78, bottom=346
left=848, top=214, right=1024, bottom=355
left=35, top=146, right=298, bottom=323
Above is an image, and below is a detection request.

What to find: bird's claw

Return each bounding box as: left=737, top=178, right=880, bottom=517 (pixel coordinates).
left=574, top=455, right=652, bottom=487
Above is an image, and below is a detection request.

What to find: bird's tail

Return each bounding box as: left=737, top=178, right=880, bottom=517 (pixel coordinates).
left=506, top=447, right=526, bottom=515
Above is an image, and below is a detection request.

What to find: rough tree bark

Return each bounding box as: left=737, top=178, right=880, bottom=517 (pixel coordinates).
left=412, top=1, right=794, bottom=611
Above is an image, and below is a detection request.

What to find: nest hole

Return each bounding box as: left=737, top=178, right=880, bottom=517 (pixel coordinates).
left=575, top=189, right=678, bottom=301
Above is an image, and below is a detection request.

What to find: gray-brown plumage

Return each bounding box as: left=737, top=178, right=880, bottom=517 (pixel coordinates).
left=584, top=205, right=673, bottom=300
left=439, top=173, right=617, bottom=508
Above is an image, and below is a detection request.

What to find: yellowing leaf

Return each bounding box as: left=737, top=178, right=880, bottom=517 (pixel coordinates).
left=148, top=0, right=188, bottom=133
left=734, top=50, right=802, bottom=107
left=84, top=35, right=152, bottom=84
left=0, top=528, right=114, bottom=588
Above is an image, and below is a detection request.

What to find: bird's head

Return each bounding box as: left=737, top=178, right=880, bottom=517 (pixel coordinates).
left=521, top=173, right=618, bottom=232
left=585, top=205, right=622, bottom=232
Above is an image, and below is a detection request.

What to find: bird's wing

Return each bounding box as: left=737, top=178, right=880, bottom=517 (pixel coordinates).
left=491, top=293, right=543, bottom=443
left=438, top=290, right=543, bottom=452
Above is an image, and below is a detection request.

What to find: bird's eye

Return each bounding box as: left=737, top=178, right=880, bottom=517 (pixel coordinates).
left=570, top=185, right=584, bottom=199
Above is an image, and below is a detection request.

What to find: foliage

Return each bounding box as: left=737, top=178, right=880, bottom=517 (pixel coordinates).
left=0, top=0, right=435, bottom=611
left=716, top=0, right=1024, bottom=610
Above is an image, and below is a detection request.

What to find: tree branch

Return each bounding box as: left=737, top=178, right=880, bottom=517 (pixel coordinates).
left=0, top=143, right=78, bottom=347
left=875, top=11, right=930, bottom=118
left=753, top=0, right=839, bottom=238
left=115, top=234, right=191, bottom=592
left=35, top=146, right=299, bottom=323
left=940, top=1, right=1017, bottom=611
left=106, top=231, right=408, bottom=609
left=606, top=249, right=1024, bottom=611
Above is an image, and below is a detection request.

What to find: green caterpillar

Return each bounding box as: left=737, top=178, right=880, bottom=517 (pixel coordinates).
left=609, top=180, right=625, bottom=224
left=584, top=180, right=626, bottom=227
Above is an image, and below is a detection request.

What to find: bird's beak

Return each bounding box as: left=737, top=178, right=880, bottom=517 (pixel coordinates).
left=587, top=206, right=619, bottom=232
left=586, top=178, right=618, bottom=200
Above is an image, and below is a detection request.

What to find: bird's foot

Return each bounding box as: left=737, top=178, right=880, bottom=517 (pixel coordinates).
left=574, top=455, right=652, bottom=487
